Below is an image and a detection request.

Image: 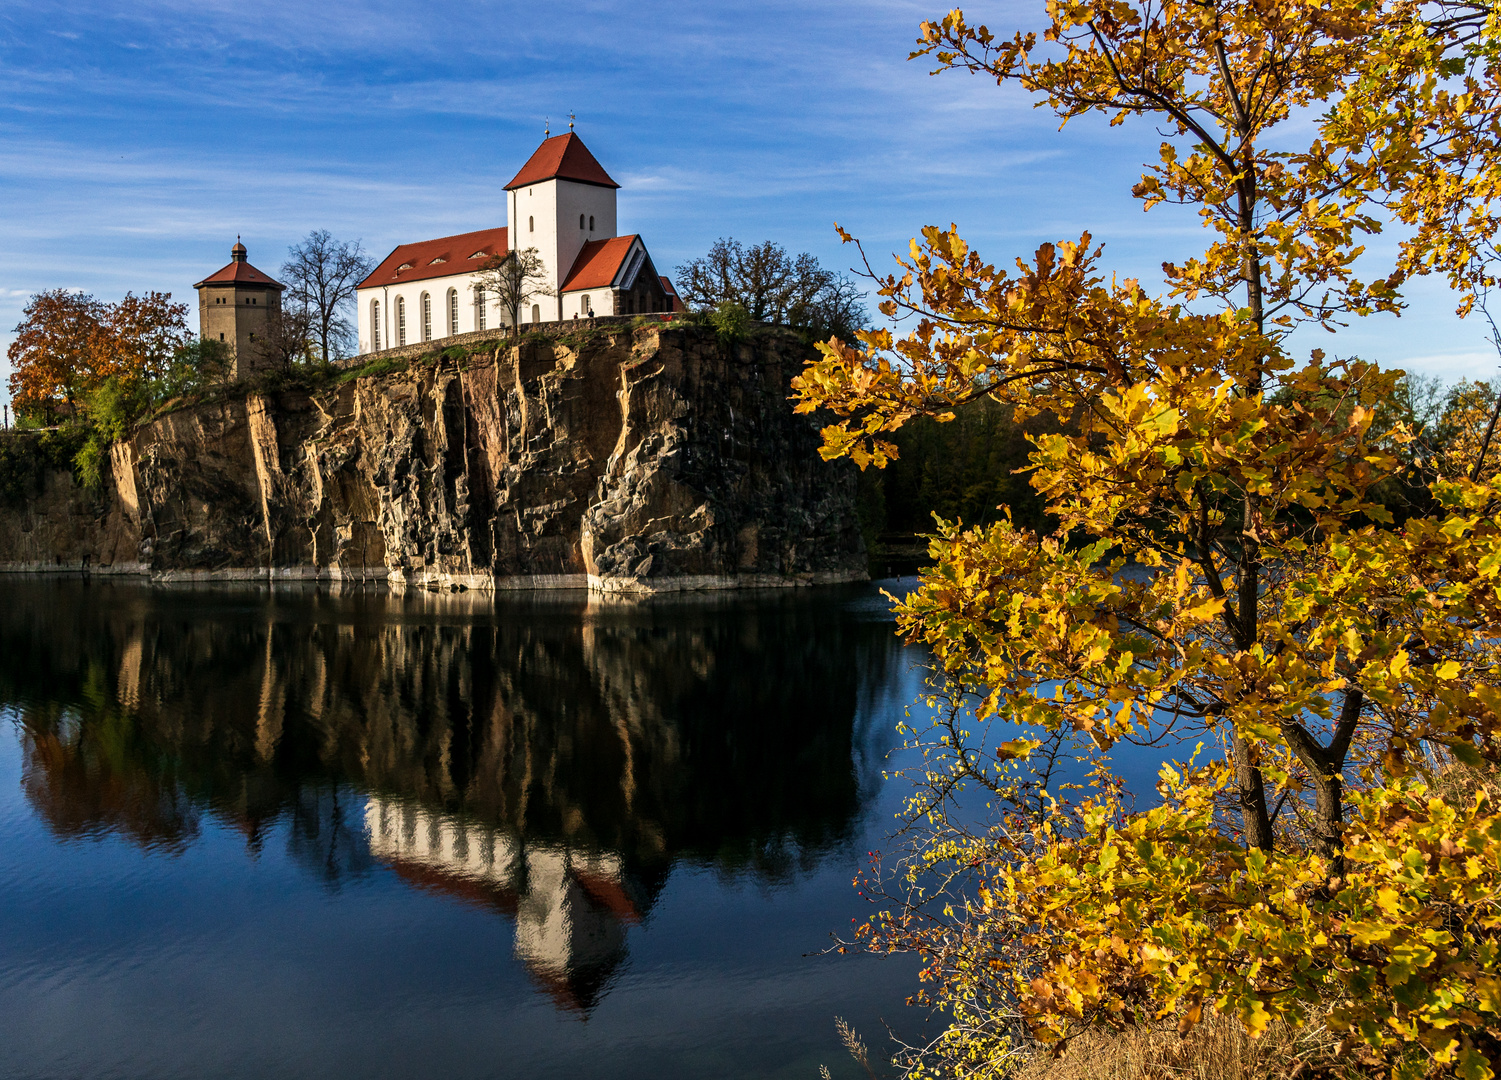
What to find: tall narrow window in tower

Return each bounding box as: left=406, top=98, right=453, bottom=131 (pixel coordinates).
left=475, top=287, right=486, bottom=331
left=529, top=216, right=534, bottom=232
left=372, top=300, right=381, bottom=351
left=531, top=304, right=540, bottom=324
left=397, top=297, right=407, bottom=346
left=580, top=214, right=585, bottom=229
left=421, top=292, right=432, bottom=341
left=589, top=215, right=595, bottom=231
left=447, top=289, right=458, bottom=336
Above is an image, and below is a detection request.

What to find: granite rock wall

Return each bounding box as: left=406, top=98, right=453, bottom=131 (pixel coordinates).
left=0, top=323, right=866, bottom=593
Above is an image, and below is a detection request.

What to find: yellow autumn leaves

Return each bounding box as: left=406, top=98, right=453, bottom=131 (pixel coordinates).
left=797, top=1, right=1501, bottom=1076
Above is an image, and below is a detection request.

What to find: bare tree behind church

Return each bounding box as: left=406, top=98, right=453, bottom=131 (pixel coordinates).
left=280, top=231, right=375, bottom=362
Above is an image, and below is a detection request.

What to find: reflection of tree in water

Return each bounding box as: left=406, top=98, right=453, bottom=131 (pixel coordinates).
left=0, top=582, right=898, bottom=1013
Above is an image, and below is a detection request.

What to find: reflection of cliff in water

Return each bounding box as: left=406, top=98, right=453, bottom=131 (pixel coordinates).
left=0, top=581, right=896, bottom=1012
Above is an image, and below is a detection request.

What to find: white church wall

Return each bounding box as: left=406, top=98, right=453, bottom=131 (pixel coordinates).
left=560, top=289, right=613, bottom=320
left=356, top=270, right=512, bottom=355
left=511, top=182, right=561, bottom=319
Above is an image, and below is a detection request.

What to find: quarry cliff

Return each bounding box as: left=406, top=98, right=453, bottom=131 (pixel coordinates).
left=0, top=322, right=866, bottom=593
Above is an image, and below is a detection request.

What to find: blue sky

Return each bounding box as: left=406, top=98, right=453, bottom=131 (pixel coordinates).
left=1, top=0, right=1495, bottom=404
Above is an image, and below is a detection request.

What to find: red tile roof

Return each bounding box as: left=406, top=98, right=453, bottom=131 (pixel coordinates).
left=659, top=275, right=686, bottom=312
left=505, top=133, right=619, bottom=191
left=194, top=258, right=284, bottom=290
left=559, top=235, right=641, bottom=292
left=359, top=227, right=508, bottom=290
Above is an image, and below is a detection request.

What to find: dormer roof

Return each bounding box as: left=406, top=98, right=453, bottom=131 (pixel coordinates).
left=359, top=226, right=509, bottom=289
left=505, top=133, right=619, bottom=191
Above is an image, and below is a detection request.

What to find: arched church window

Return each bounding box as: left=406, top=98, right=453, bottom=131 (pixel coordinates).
left=447, top=289, right=458, bottom=335
left=579, top=214, right=585, bottom=230
left=397, top=296, right=406, bottom=346
left=475, top=287, right=486, bottom=332
left=421, top=292, right=432, bottom=341
left=589, top=215, right=595, bottom=231
left=529, top=216, right=534, bottom=233
left=372, top=300, right=381, bottom=350
left=580, top=294, right=590, bottom=317
left=531, top=304, right=541, bottom=324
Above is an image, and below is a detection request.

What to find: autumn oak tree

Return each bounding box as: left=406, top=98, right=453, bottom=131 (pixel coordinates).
left=7, top=289, right=190, bottom=422
left=794, top=2, right=1501, bottom=1076
left=7, top=290, right=110, bottom=421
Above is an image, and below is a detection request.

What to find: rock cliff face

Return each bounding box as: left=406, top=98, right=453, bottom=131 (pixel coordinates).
left=0, top=323, right=866, bottom=593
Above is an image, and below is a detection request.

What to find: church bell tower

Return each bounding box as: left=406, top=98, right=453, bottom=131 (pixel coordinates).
left=503, top=132, right=620, bottom=319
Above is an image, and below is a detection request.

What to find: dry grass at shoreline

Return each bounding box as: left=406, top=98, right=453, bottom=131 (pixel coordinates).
left=1013, top=1012, right=1348, bottom=1080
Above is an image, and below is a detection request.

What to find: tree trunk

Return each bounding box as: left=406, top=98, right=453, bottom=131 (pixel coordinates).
left=1308, top=768, right=1346, bottom=879
left=1233, top=734, right=1275, bottom=850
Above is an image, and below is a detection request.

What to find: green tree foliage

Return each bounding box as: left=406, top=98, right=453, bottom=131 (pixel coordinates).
left=861, top=398, right=1059, bottom=532
left=709, top=299, right=750, bottom=343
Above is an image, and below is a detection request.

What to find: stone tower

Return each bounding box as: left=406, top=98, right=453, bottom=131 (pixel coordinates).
left=194, top=240, right=286, bottom=378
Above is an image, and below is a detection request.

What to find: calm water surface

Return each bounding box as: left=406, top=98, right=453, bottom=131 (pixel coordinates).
left=0, top=579, right=947, bottom=1080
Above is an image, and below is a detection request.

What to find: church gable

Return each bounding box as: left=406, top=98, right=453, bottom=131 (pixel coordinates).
left=560, top=236, right=642, bottom=292
left=559, top=236, right=669, bottom=318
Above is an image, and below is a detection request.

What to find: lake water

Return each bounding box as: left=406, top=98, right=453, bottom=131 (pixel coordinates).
left=0, top=578, right=950, bottom=1080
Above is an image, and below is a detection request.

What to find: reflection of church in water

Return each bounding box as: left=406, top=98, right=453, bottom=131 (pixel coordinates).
left=4, top=584, right=892, bottom=1015
left=365, top=798, right=646, bottom=1011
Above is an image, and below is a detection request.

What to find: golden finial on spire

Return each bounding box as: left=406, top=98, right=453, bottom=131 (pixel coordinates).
left=569, top=112, right=575, bottom=131
left=544, top=117, right=550, bottom=137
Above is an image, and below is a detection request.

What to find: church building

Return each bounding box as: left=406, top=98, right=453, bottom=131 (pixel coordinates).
left=356, top=133, right=681, bottom=355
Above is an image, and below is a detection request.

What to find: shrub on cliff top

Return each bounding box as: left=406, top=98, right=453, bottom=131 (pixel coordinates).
left=709, top=300, right=749, bottom=344
left=75, top=377, right=150, bottom=492
left=336, top=356, right=407, bottom=383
